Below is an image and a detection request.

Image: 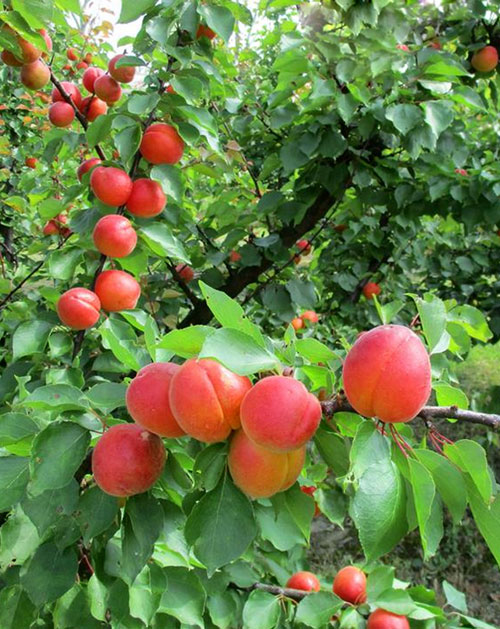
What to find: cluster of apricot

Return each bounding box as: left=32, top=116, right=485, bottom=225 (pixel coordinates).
left=63, top=46, right=93, bottom=73
left=1, top=26, right=53, bottom=90
left=287, top=566, right=410, bottom=627
left=291, top=309, right=319, bottom=331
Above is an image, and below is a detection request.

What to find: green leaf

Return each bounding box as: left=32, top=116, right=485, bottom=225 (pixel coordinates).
left=77, top=486, right=119, bottom=545
left=207, top=590, right=238, bottom=629
left=374, top=589, right=416, bottom=615
left=115, top=124, right=142, bottom=167
left=408, top=458, right=443, bottom=558
left=422, top=101, right=454, bottom=138
left=23, top=384, right=89, bottom=411
left=86, top=114, right=113, bottom=147
left=100, top=318, right=142, bottom=371
left=444, top=440, right=492, bottom=504
left=140, top=223, right=190, bottom=263
left=193, top=443, right=228, bottom=491
left=22, top=481, right=79, bottom=535
left=366, top=566, right=395, bottom=602
left=29, top=422, right=90, bottom=496
left=157, top=326, right=214, bottom=358
left=122, top=493, right=163, bottom=584
left=273, top=484, right=314, bottom=540
left=0, top=456, right=30, bottom=510
left=199, top=328, right=279, bottom=376
left=295, top=338, right=337, bottom=363
left=11, top=0, right=53, bottom=30
left=158, top=567, right=206, bottom=626
left=464, top=477, right=500, bottom=566
left=0, top=413, right=39, bottom=446
left=170, top=75, right=203, bottom=104
left=198, top=5, right=234, bottom=43
left=0, top=506, right=40, bottom=571
left=86, top=382, right=127, bottom=412
left=295, top=591, right=343, bottom=627
left=411, top=293, right=447, bottom=353
left=12, top=319, right=53, bottom=359
left=242, top=590, right=281, bottom=629
left=442, top=580, right=467, bottom=613
left=185, top=472, right=257, bottom=573
left=119, top=0, right=156, bottom=23
left=433, top=383, right=469, bottom=409
left=385, top=104, right=422, bottom=134
left=448, top=305, right=492, bottom=342
left=0, top=586, right=36, bottom=629
left=150, top=164, right=184, bottom=204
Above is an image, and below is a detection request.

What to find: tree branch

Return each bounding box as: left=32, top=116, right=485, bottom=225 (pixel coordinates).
left=230, top=582, right=310, bottom=602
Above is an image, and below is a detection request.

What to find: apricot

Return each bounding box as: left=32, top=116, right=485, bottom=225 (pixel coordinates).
left=165, top=84, right=175, bottom=94
left=108, top=54, right=136, bottom=83
left=367, top=609, right=410, bottom=629
left=332, top=566, right=367, bottom=604
left=43, top=213, right=68, bottom=236
left=77, top=157, right=101, bottom=182
left=126, top=362, right=185, bottom=438
left=18, top=37, right=41, bottom=63
left=82, top=66, right=104, bottom=93
left=342, top=324, right=431, bottom=423
left=291, top=317, right=303, bottom=331
left=79, top=96, right=107, bottom=121
left=228, top=429, right=305, bottom=499
left=139, top=123, right=184, bottom=165
left=229, top=250, right=241, bottom=263
left=94, top=269, right=141, bottom=312
left=126, top=178, right=166, bottom=217
left=286, top=572, right=320, bottom=592
left=57, top=287, right=101, bottom=329
left=301, top=310, right=319, bottom=324
left=240, top=375, right=322, bottom=452
left=49, top=102, right=75, bottom=127
left=362, top=281, right=381, bottom=300
left=90, top=166, right=133, bottom=207
left=2, top=50, right=23, bottom=67
left=471, top=45, right=498, bottom=72
left=175, top=264, right=194, bottom=282
left=76, top=61, right=88, bottom=70
left=20, top=60, right=50, bottom=90
left=92, top=424, right=166, bottom=497
left=196, top=24, right=217, bottom=40
left=52, top=81, right=82, bottom=108
left=25, top=157, right=37, bottom=169
left=94, top=74, right=122, bottom=104
left=169, top=358, right=252, bottom=443
left=39, top=29, right=52, bottom=55
left=300, top=485, right=321, bottom=517
left=67, top=47, right=78, bottom=61
left=296, top=239, right=311, bottom=254
left=84, top=52, right=93, bottom=64
left=92, top=214, right=137, bottom=258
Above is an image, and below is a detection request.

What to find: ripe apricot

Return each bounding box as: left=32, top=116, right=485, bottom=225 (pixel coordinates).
left=92, top=424, right=166, bottom=497
left=94, top=269, right=141, bottom=312
left=18, top=37, right=41, bottom=63
left=196, top=24, right=217, bottom=40
left=108, top=54, right=136, bottom=83
left=67, top=47, right=78, bottom=61
left=296, top=239, right=311, bottom=254
left=25, top=157, right=37, bottom=169
left=49, top=102, right=75, bottom=127
left=90, top=166, right=133, bottom=207
left=94, top=74, right=122, bottom=104
left=291, top=317, right=303, bottom=331
left=471, top=45, right=498, bottom=72
left=228, top=429, right=305, bottom=498
left=82, top=66, right=104, bottom=93
left=140, top=123, right=184, bottom=165
left=20, top=60, right=50, bottom=90
left=301, top=310, right=319, bottom=324
left=79, top=96, right=107, bottom=121
left=169, top=358, right=252, bottom=443
left=77, top=157, right=101, bottom=182
left=286, top=571, right=320, bottom=592
left=332, top=566, right=367, bottom=604
left=76, top=61, right=88, bottom=70
left=2, top=50, right=23, bottom=67
left=51, top=81, right=82, bottom=108
left=57, top=287, right=100, bottom=329
left=367, top=609, right=410, bottom=629
left=229, top=250, right=241, bottom=263
left=126, top=363, right=185, bottom=438
left=43, top=213, right=68, bottom=236
left=126, top=178, right=166, bottom=218
left=362, top=281, right=381, bottom=300
left=342, top=324, right=431, bottom=423
left=92, top=214, right=137, bottom=258
left=240, top=375, right=322, bottom=452
left=175, top=264, right=194, bottom=282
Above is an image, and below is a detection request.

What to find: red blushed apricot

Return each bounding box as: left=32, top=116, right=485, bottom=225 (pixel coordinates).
left=20, top=60, right=50, bottom=90
left=367, top=609, right=410, bottom=629
left=18, top=37, right=41, bottom=63
left=362, top=281, right=381, bottom=300
left=94, top=74, right=122, bottom=104
left=43, top=213, right=68, bottom=236
left=286, top=571, right=320, bottom=592
left=108, top=54, right=136, bottom=83
left=291, top=317, right=303, bottom=331
left=77, top=157, right=101, bottom=182
left=169, top=358, right=252, bottom=443
left=175, top=264, right=194, bottom=282
left=92, top=214, right=137, bottom=258
left=92, top=424, right=166, bottom=497
left=228, top=429, right=305, bottom=499
left=296, top=239, right=311, bottom=254
left=57, top=287, right=101, bottom=330
left=90, top=166, right=133, bottom=207
left=126, top=363, right=185, bottom=438
left=94, top=269, right=141, bottom=312
left=2, top=50, right=23, bottom=67
left=49, top=101, right=75, bottom=127
left=471, top=45, right=498, bottom=72
left=126, top=178, right=166, bottom=218
left=196, top=24, right=217, bottom=40
left=240, top=376, right=322, bottom=453
left=76, top=61, right=88, bottom=70
left=25, top=157, right=37, bottom=169
left=67, top=47, right=78, bottom=61
left=79, top=96, right=107, bottom=121
left=51, top=81, right=82, bottom=108
left=332, top=566, right=367, bottom=604
left=301, top=310, right=319, bottom=324
left=82, top=66, right=104, bottom=93
left=342, top=324, right=431, bottom=423
left=229, top=250, right=241, bottom=263
left=140, top=123, right=184, bottom=165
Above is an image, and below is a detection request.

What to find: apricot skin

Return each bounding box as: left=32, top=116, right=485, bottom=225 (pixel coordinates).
left=228, top=429, right=305, bottom=499
left=94, top=74, right=122, bottom=104
left=82, top=67, right=104, bottom=93
left=108, top=54, right=135, bottom=83
left=92, top=214, right=137, bottom=258
left=240, top=375, right=322, bottom=452
left=95, top=269, right=140, bottom=312
left=126, top=362, right=185, bottom=438
left=332, top=566, right=367, bottom=604
left=57, top=287, right=100, bottom=330
left=90, top=166, right=133, bottom=207
left=51, top=81, right=82, bottom=108
left=367, top=609, right=410, bottom=629
left=79, top=96, right=107, bottom=121
left=175, top=264, right=194, bottom=282
left=471, top=46, right=498, bottom=72
left=363, top=281, right=381, bottom=299
left=49, top=102, right=75, bottom=127
left=77, top=157, right=101, bottom=182
left=286, top=572, right=320, bottom=592
left=92, top=424, right=166, bottom=497
left=140, top=123, right=184, bottom=165
left=126, top=178, right=166, bottom=217
left=342, top=324, right=431, bottom=423
left=20, top=60, right=50, bottom=90
left=169, top=358, right=252, bottom=443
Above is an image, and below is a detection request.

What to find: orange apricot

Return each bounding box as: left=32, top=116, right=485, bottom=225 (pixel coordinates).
left=57, top=287, right=100, bottom=329
left=108, top=54, right=136, bottom=83
left=286, top=571, right=320, bottom=592
left=90, top=166, right=133, bottom=207
left=140, top=123, right=184, bottom=165
left=94, top=269, right=141, bottom=312
left=332, top=566, right=367, bottom=604
left=92, top=214, right=137, bottom=258
left=126, top=178, right=166, bottom=218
